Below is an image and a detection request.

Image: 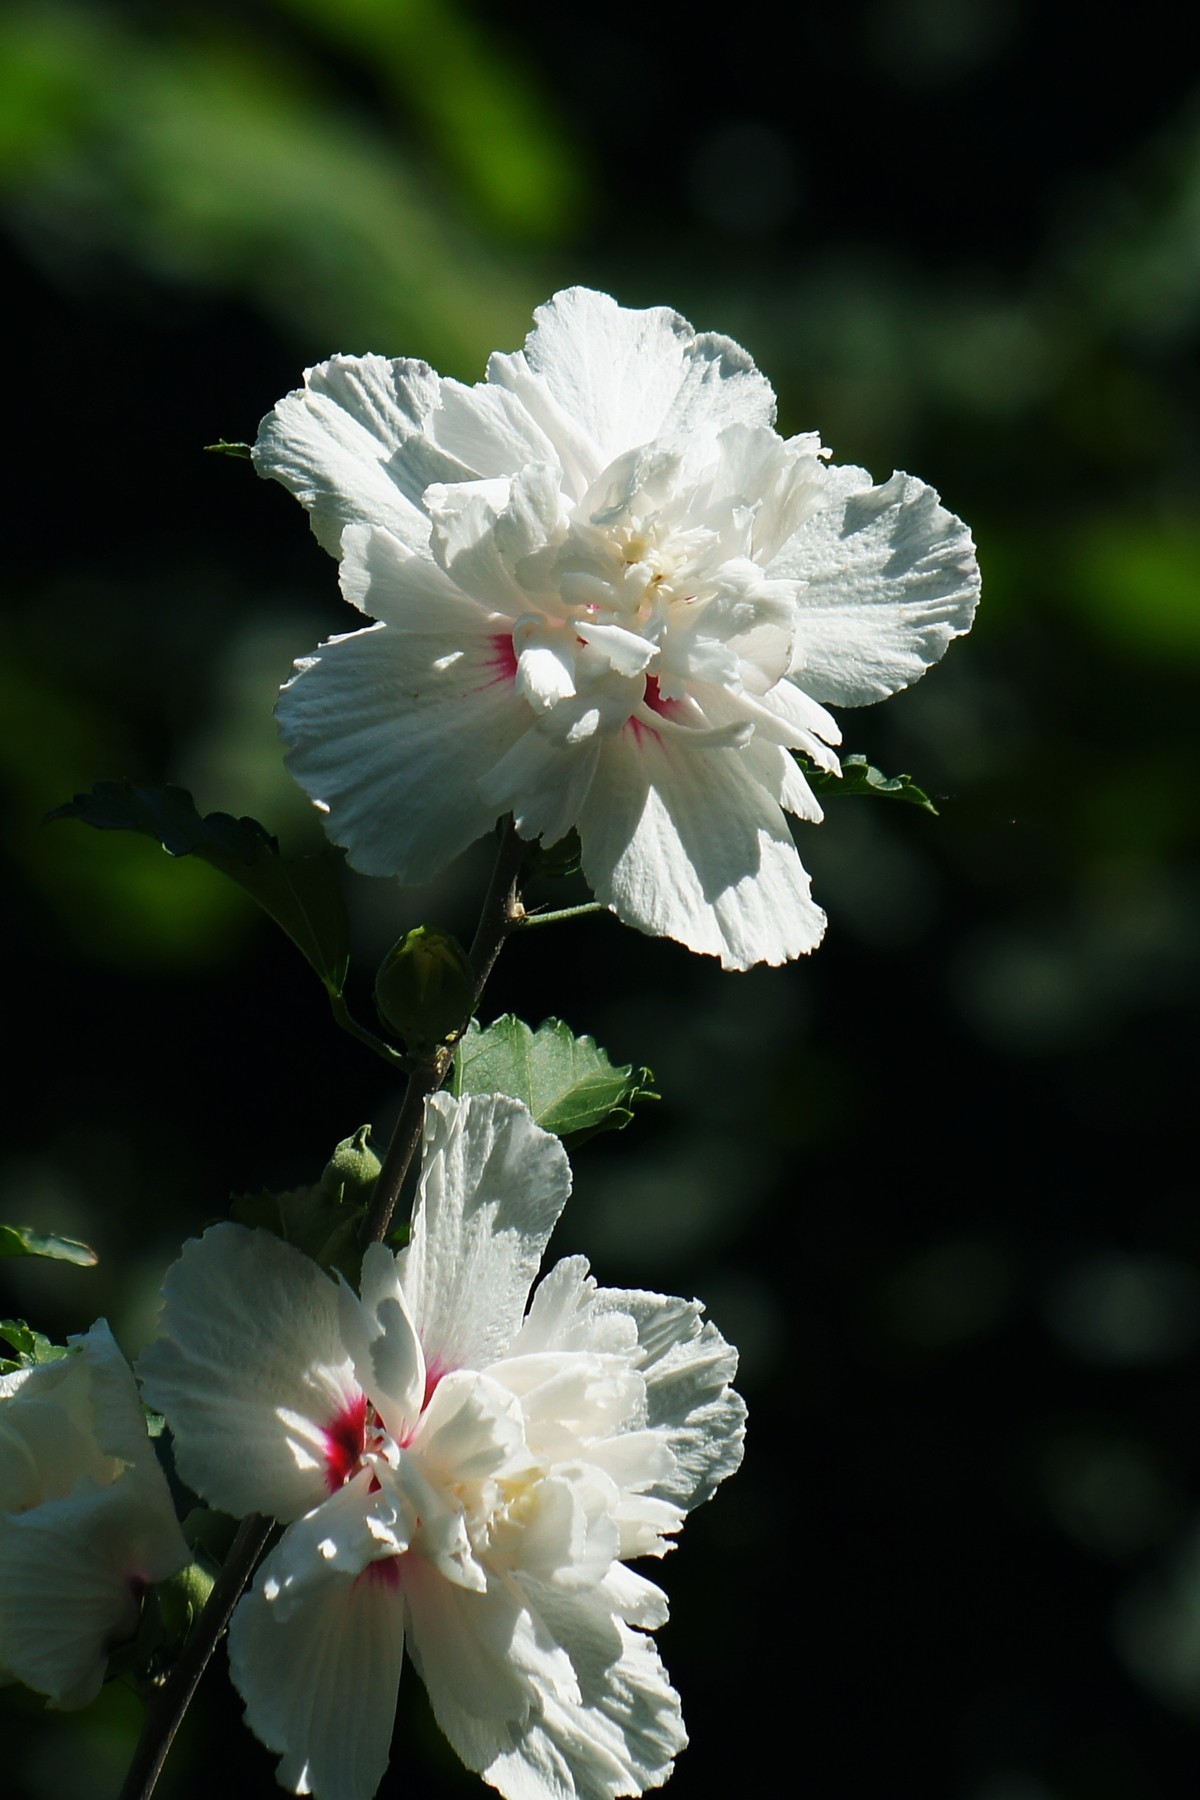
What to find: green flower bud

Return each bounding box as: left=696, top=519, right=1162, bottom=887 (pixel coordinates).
left=321, top=1124, right=382, bottom=1207
left=374, top=926, right=475, bottom=1053
left=155, top=1559, right=217, bottom=1651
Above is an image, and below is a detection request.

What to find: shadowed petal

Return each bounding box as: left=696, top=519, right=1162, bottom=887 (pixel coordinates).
left=0, top=1325, right=187, bottom=1709
left=229, top=1560, right=406, bottom=1800
left=337, top=1243, right=426, bottom=1440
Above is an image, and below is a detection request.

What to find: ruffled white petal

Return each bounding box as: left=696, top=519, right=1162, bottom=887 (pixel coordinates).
left=703, top=423, right=829, bottom=566
left=743, top=737, right=825, bottom=825
left=589, top=1290, right=746, bottom=1514
left=276, top=527, right=531, bottom=882
left=229, top=1560, right=406, bottom=1800
left=138, top=1225, right=359, bottom=1522
left=487, top=288, right=775, bottom=496
left=771, top=463, right=980, bottom=706
left=428, top=378, right=562, bottom=482
left=600, top=1562, right=670, bottom=1632
left=577, top=725, right=826, bottom=969
left=509, top=1261, right=745, bottom=1515
left=509, top=1257, right=641, bottom=1361
left=254, top=355, right=456, bottom=558
left=399, top=1094, right=572, bottom=1373
left=483, top=1578, right=687, bottom=1800
left=486, top=1468, right=621, bottom=1591
left=412, top=1370, right=529, bottom=1489
left=486, top=1352, right=647, bottom=1465
left=426, top=464, right=568, bottom=613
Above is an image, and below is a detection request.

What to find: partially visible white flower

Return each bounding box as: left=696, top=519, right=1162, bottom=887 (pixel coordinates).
left=0, top=1320, right=188, bottom=1708
left=259, top=286, right=979, bottom=969
left=140, top=1092, right=745, bottom=1800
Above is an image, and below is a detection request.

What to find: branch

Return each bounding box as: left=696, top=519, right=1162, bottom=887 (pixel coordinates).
left=118, top=1515, right=274, bottom=1800
left=360, top=820, right=527, bottom=1246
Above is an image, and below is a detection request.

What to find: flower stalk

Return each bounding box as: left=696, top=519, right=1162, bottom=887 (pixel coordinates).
left=117, top=1514, right=274, bottom=1800
left=119, top=819, right=526, bottom=1800
left=361, top=817, right=526, bottom=1247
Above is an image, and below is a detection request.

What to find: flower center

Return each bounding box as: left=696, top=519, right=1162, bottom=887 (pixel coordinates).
left=322, top=1361, right=452, bottom=1493
left=554, top=515, right=682, bottom=627
left=322, top=1393, right=393, bottom=1492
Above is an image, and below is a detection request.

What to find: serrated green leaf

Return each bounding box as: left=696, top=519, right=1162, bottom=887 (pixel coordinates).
left=0, top=1223, right=97, bottom=1265
left=799, top=753, right=939, bottom=814
left=0, top=1318, right=72, bottom=1369
left=47, top=782, right=350, bottom=994
left=452, top=1016, right=656, bottom=1146
left=230, top=1183, right=363, bottom=1285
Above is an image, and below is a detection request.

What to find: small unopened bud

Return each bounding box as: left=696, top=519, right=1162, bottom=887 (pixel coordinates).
left=374, top=926, right=475, bottom=1053
left=156, top=1559, right=217, bottom=1650
left=321, top=1124, right=382, bottom=1206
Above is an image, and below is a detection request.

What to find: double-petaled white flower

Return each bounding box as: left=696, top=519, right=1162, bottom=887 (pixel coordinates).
left=139, top=1093, right=745, bottom=1800
left=0, top=1320, right=188, bottom=1708
left=259, top=286, right=980, bottom=970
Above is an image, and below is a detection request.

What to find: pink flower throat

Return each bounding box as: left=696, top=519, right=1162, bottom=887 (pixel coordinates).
left=322, top=1361, right=448, bottom=1492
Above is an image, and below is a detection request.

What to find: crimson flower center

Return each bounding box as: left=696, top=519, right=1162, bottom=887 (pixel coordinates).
left=322, top=1394, right=381, bottom=1492
left=322, top=1362, right=451, bottom=1493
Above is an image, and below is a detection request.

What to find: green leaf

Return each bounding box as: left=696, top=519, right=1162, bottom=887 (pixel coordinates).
left=47, top=782, right=350, bottom=995
left=0, top=1223, right=97, bottom=1265
left=0, top=1318, right=72, bottom=1373
left=799, top=753, right=939, bottom=814
left=230, top=1183, right=364, bottom=1286
left=452, top=1016, right=657, bottom=1146
left=204, top=439, right=253, bottom=459
left=520, top=829, right=583, bottom=881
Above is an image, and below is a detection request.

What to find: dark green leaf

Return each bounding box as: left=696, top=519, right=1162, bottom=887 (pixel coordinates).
left=798, top=753, right=939, bottom=814
left=452, top=1016, right=656, bottom=1146
left=520, top=829, right=583, bottom=881
left=0, top=1318, right=72, bottom=1373
left=47, top=782, right=350, bottom=994
left=230, top=1182, right=364, bottom=1285
left=0, top=1223, right=97, bottom=1265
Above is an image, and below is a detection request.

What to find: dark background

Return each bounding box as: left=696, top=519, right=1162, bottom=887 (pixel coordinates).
left=2, top=2, right=1199, bottom=1797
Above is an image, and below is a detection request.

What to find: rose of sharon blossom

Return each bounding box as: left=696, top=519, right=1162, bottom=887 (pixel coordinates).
left=259, top=287, right=979, bottom=969
left=0, top=1320, right=188, bottom=1708
left=139, top=1092, right=745, bottom=1800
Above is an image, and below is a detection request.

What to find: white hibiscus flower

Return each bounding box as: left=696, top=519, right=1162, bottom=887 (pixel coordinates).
left=139, top=1092, right=745, bottom=1800
left=258, top=286, right=980, bottom=971
left=0, top=1320, right=188, bottom=1708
